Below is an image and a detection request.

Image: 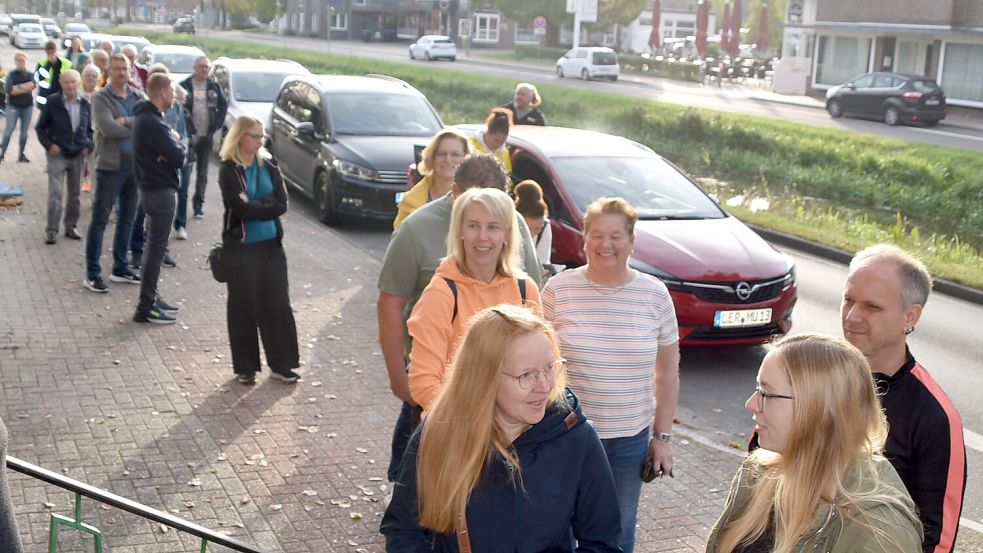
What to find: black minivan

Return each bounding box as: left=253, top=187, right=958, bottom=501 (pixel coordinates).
left=268, top=75, right=443, bottom=224
left=825, top=72, right=946, bottom=126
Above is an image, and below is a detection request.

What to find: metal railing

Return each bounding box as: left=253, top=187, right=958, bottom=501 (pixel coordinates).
left=6, top=456, right=271, bottom=553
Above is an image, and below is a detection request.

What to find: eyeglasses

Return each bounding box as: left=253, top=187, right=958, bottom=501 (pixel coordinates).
left=245, top=133, right=265, bottom=141
left=435, top=151, right=466, bottom=160
left=502, top=358, right=565, bottom=390
left=751, top=386, right=795, bottom=413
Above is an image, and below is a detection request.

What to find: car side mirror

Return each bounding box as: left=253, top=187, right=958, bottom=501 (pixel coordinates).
left=294, top=122, right=317, bottom=140
left=846, top=83, right=856, bottom=90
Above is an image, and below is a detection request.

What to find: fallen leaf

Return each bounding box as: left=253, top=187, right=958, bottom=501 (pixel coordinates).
left=349, top=512, right=362, bottom=520
left=184, top=501, right=195, bottom=508
left=42, top=502, right=55, bottom=509
left=159, top=524, right=168, bottom=533
left=269, top=504, right=283, bottom=511
left=240, top=496, right=250, bottom=504
left=187, top=478, right=202, bottom=487
left=355, top=448, right=368, bottom=454
left=301, top=490, right=318, bottom=496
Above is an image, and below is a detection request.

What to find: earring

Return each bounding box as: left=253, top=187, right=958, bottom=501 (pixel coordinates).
left=905, top=327, right=915, bottom=335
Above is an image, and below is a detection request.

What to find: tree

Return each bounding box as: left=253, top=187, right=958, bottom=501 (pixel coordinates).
left=744, top=0, right=785, bottom=56
left=495, top=0, right=650, bottom=46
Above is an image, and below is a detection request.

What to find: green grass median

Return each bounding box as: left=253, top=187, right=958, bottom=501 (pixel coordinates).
left=120, top=28, right=983, bottom=289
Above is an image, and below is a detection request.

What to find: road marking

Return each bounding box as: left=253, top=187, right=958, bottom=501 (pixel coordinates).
left=965, top=427, right=983, bottom=454
left=910, top=127, right=983, bottom=143
left=962, top=517, right=983, bottom=535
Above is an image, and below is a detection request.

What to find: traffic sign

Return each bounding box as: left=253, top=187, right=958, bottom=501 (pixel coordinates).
left=533, top=16, right=546, bottom=29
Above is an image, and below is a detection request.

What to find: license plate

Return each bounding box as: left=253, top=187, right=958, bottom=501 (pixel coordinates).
left=714, top=308, right=772, bottom=328
left=926, top=98, right=940, bottom=106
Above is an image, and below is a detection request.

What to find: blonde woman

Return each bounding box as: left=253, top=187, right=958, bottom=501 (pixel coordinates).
left=707, top=334, right=922, bottom=553
left=503, top=82, right=546, bottom=126
left=382, top=304, right=621, bottom=552
left=393, top=128, right=469, bottom=229
left=468, top=107, right=513, bottom=173
left=218, top=115, right=299, bottom=385
left=406, top=187, right=542, bottom=410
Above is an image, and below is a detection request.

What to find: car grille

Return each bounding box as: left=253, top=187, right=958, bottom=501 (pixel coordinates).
left=376, top=170, right=407, bottom=185
left=688, top=323, right=783, bottom=341
left=672, top=275, right=791, bottom=305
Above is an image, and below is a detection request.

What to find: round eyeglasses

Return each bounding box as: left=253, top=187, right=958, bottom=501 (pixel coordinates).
left=752, top=386, right=794, bottom=413
left=502, top=358, right=566, bottom=390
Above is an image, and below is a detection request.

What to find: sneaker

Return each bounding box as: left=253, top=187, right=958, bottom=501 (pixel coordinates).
left=193, top=212, right=204, bottom=220
left=65, top=228, right=83, bottom=240
left=175, top=227, right=188, bottom=240
left=162, top=253, right=177, bottom=268
left=155, top=296, right=179, bottom=314
left=235, top=373, right=256, bottom=385
left=110, top=270, right=141, bottom=284
left=44, top=231, right=56, bottom=245
left=82, top=276, right=109, bottom=293
left=133, top=307, right=177, bottom=325
left=269, top=369, right=300, bottom=383
left=17, top=154, right=29, bottom=163
left=129, top=256, right=142, bottom=270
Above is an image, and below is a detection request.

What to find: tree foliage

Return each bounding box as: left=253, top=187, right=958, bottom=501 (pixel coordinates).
left=744, top=0, right=785, bottom=56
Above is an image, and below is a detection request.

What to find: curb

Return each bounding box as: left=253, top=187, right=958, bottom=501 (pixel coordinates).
left=748, top=223, right=983, bottom=307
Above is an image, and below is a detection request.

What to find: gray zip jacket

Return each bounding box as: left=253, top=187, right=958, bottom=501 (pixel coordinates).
left=91, top=85, right=145, bottom=171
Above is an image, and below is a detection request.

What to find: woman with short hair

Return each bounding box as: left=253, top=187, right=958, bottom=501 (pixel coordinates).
left=393, top=128, right=469, bottom=229
left=382, top=304, right=621, bottom=552
left=503, top=82, right=546, bottom=126
left=707, top=333, right=922, bottom=553
left=468, top=107, right=513, bottom=173
left=218, top=115, right=300, bottom=385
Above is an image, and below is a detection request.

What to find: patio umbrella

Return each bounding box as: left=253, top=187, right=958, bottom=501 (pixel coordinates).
left=648, top=0, right=662, bottom=51
left=729, top=0, right=742, bottom=57
left=721, top=2, right=732, bottom=55
left=696, top=0, right=708, bottom=56
left=757, top=3, right=769, bottom=54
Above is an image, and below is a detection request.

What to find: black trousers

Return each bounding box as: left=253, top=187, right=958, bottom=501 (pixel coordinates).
left=137, top=187, right=176, bottom=313
left=225, top=239, right=299, bottom=374
left=191, top=134, right=213, bottom=215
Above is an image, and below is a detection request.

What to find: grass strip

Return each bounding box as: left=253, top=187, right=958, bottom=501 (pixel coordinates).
left=119, top=28, right=983, bottom=289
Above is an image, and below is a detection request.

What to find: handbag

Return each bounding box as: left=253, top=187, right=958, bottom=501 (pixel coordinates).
left=207, top=243, right=227, bottom=283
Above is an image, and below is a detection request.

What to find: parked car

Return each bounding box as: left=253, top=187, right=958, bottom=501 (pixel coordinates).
left=268, top=74, right=444, bottom=224
left=41, top=18, right=61, bottom=38
left=74, top=32, right=115, bottom=52
left=209, top=57, right=311, bottom=150
left=556, top=46, right=620, bottom=81
left=137, top=44, right=205, bottom=83
left=61, top=22, right=92, bottom=44
left=173, top=16, right=195, bottom=34
left=486, top=124, right=797, bottom=346
left=14, top=23, right=46, bottom=49
left=110, top=35, right=150, bottom=54
left=0, top=15, right=13, bottom=37
left=825, top=72, right=947, bottom=126
left=8, top=13, right=41, bottom=45
left=408, top=35, right=456, bottom=61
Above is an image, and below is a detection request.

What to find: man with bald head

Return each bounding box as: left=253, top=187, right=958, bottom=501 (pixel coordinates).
left=36, top=69, right=93, bottom=244
left=841, top=244, right=966, bottom=553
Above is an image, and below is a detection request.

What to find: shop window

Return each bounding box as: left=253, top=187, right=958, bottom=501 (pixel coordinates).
left=474, top=12, right=499, bottom=42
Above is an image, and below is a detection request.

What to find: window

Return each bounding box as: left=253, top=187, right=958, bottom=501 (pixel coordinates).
left=353, top=0, right=366, bottom=5
left=474, top=12, right=499, bottom=42
left=872, top=75, right=897, bottom=88
left=941, top=42, right=983, bottom=103
left=851, top=75, right=874, bottom=88
left=815, top=36, right=872, bottom=86
left=330, top=12, right=347, bottom=30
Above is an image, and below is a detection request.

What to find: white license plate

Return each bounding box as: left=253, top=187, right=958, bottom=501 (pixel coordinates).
left=714, top=308, right=772, bottom=328
left=925, top=99, right=940, bottom=106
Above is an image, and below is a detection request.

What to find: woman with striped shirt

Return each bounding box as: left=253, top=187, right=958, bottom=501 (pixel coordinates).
left=542, top=197, right=680, bottom=553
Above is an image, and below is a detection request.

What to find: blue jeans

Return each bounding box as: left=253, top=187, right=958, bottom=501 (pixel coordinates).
left=86, top=160, right=139, bottom=279
left=1, top=104, right=33, bottom=158
left=388, top=401, right=422, bottom=482
left=174, top=163, right=193, bottom=230
left=601, top=429, right=649, bottom=553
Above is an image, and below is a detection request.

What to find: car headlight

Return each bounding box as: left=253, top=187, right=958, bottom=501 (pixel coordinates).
left=628, top=257, right=684, bottom=290
left=332, top=159, right=380, bottom=182
left=783, top=255, right=796, bottom=288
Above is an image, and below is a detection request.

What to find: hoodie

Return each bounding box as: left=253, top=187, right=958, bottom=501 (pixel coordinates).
left=407, top=256, right=542, bottom=410
left=132, top=99, right=186, bottom=191
left=381, top=389, right=622, bottom=553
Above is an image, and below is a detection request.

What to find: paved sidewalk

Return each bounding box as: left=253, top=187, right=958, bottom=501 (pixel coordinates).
left=0, top=130, right=744, bottom=552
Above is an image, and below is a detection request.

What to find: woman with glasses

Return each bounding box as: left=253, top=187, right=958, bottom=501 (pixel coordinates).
left=218, top=114, right=300, bottom=385
left=542, top=197, right=680, bottom=553
left=394, top=128, right=470, bottom=229
left=707, top=334, right=921, bottom=553
left=406, top=187, right=542, bottom=411
left=382, top=304, right=621, bottom=552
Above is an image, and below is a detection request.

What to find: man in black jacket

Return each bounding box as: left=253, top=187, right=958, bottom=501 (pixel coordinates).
left=132, top=73, right=187, bottom=324
left=180, top=56, right=227, bottom=220
left=36, top=69, right=92, bottom=244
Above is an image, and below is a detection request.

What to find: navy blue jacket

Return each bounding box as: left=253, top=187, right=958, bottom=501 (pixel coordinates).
left=132, top=100, right=187, bottom=192
left=179, top=76, right=227, bottom=136
left=35, top=93, right=93, bottom=158
left=381, top=389, right=621, bottom=553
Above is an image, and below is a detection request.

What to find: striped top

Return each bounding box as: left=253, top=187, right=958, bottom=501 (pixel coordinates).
left=542, top=267, right=679, bottom=439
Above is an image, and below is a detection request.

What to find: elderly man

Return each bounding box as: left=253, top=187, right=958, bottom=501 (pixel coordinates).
left=120, top=44, right=146, bottom=91
left=90, top=48, right=109, bottom=87
left=36, top=69, right=92, bottom=244
left=842, top=244, right=966, bottom=553
left=179, top=55, right=226, bottom=220
left=35, top=40, right=73, bottom=105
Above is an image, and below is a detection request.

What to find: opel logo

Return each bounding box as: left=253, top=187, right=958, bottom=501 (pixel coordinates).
left=735, top=282, right=753, bottom=301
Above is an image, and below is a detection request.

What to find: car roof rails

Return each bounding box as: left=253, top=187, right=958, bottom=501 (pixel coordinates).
left=363, top=73, right=412, bottom=89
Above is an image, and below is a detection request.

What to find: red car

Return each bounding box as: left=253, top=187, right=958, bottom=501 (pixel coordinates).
left=500, top=125, right=797, bottom=346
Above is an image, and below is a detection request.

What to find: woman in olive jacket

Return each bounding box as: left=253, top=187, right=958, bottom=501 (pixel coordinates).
left=217, top=114, right=299, bottom=385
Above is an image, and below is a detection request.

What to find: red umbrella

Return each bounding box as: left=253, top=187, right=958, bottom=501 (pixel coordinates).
left=721, top=2, right=732, bottom=55
left=757, top=3, right=769, bottom=54
left=648, top=0, right=662, bottom=51
left=729, top=0, right=742, bottom=57
left=696, top=0, right=709, bottom=56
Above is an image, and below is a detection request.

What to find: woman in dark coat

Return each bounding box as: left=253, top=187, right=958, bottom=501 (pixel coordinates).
left=0, top=416, right=24, bottom=553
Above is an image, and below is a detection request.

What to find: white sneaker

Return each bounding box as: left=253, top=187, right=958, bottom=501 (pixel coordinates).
left=175, top=227, right=188, bottom=240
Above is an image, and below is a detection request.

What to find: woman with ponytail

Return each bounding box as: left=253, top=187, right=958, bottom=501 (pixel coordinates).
left=468, top=107, right=513, bottom=173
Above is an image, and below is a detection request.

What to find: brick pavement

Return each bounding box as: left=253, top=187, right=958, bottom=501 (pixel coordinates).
left=0, top=108, right=746, bottom=551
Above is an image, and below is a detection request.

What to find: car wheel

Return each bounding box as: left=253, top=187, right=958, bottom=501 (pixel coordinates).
left=923, top=119, right=939, bottom=127
left=315, top=170, right=337, bottom=225
left=449, top=56, right=456, bottom=62
left=556, top=66, right=564, bottom=78
left=409, top=48, right=415, bottom=59
left=425, top=50, right=432, bottom=61
left=581, top=68, right=590, bottom=80
left=884, top=106, right=901, bottom=126
left=826, top=99, right=843, bottom=118
left=609, top=76, right=618, bottom=82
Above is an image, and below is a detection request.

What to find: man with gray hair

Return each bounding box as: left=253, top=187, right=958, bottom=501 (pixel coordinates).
left=179, top=55, right=227, bottom=221
left=841, top=244, right=966, bottom=553
left=120, top=43, right=146, bottom=91
left=36, top=69, right=92, bottom=244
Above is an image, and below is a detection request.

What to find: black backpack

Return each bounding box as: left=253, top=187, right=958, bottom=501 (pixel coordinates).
left=442, top=277, right=527, bottom=323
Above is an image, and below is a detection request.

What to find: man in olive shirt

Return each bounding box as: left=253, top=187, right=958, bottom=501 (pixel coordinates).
left=378, top=154, right=542, bottom=480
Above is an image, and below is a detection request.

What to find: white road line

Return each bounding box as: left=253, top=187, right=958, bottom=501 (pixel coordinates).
left=910, top=127, right=983, bottom=143
left=965, top=428, right=983, bottom=454
left=962, top=517, right=983, bottom=535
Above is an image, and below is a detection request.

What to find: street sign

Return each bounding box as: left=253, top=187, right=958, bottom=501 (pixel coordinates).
left=533, top=16, right=546, bottom=29
left=534, top=27, right=546, bottom=36
left=566, top=0, right=597, bottom=22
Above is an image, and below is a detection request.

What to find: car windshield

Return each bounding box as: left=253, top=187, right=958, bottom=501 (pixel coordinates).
left=232, top=71, right=294, bottom=102
left=434, top=38, right=452, bottom=44
left=154, top=52, right=200, bottom=74
left=19, top=24, right=41, bottom=32
left=911, top=80, right=941, bottom=94
left=326, top=93, right=442, bottom=137
left=551, top=156, right=725, bottom=220
left=66, top=24, right=89, bottom=32
left=592, top=51, right=617, bottom=65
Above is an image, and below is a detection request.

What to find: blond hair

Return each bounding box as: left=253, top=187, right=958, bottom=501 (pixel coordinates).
left=416, top=304, right=567, bottom=532
left=516, top=82, right=542, bottom=106
left=716, top=334, right=920, bottom=553
left=219, top=114, right=271, bottom=167
left=583, top=197, right=638, bottom=238
left=447, top=188, right=522, bottom=279
left=417, top=128, right=470, bottom=176
left=849, top=244, right=932, bottom=308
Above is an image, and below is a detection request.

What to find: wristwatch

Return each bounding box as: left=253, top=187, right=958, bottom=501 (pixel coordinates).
left=653, top=432, right=672, bottom=443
